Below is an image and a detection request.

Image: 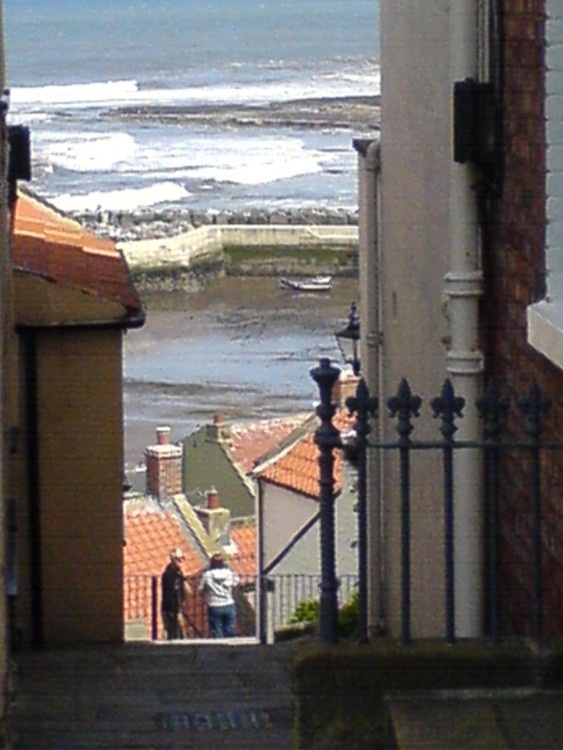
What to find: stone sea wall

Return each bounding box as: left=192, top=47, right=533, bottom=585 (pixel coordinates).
left=118, top=221, right=359, bottom=293
left=94, top=208, right=359, bottom=293
left=74, top=206, right=359, bottom=244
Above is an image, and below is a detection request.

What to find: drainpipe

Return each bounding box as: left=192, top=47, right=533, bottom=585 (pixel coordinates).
left=446, top=0, right=484, bottom=637
left=24, top=333, right=43, bottom=647
left=353, top=137, right=383, bottom=636
left=257, top=479, right=268, bottom=644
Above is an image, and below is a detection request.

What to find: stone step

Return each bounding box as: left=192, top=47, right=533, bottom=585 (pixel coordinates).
left=387, top=689, right=563, bottom=750
left=11, top=643, right=294, bottom=750
left=387, top=694, right=506, bottom=749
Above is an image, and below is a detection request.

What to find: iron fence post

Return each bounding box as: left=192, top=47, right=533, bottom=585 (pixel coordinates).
left=477, top=380, right=508, bottom=642
left=311, top=358, right=342, bottom=643
left=151, top=575, right=158, bottom=641
left=388, top=379, right=421, bottom=645
left=345, top=378, right=378, bottom=642
left=431, top=379, right=465, bottom=644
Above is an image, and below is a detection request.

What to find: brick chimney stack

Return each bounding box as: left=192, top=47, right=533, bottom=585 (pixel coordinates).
left=145, top=426, right=183, bottom=502
left=206, top=413, right=233, bottom=446
left=195, top=487, right=231, bottom=545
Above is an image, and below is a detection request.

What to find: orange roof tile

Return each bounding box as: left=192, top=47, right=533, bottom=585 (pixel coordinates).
left=123, top=497, right=258, bottom=639
left=230, top=414, right=310, bottom=473
left=258, top=409, right=355, bottom=500
left=13, top=191, right=143, bottom=318
left=123, top=496, right=209, bottom=638
left=123, top=497, right=203, bottom=578
left=230, top=521, right=257, bottom=577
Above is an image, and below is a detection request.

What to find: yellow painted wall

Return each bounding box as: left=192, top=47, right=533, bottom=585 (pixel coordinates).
left=9, top=337, right=31, bottom=646
left=34, top=327, right=124, bottom=643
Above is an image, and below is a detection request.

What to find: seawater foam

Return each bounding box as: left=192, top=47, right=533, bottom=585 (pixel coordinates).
left=10, top=65, right=380, bottom=115
left=52, top=182, right=191, bottom=213
left=37, top=127, right=327, bottom=188
left=181, top=135, right=324, bottom=186
left=41, top=132, right=138, bottom=173
left=10, top=79, right=140, bottom=109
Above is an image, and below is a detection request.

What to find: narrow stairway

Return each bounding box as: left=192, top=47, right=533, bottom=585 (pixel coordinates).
left=9, top=641, right=295, bottom=750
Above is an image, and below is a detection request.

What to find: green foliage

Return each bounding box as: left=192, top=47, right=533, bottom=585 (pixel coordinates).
left=338, top=590, right=359, bottom=639
left=290, top=598, right=320, bottom=624
left=289, top=590, right=360, bottom=639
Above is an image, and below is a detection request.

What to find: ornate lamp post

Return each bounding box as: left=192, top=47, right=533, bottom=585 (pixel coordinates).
left=334, top=302, right=376, bottom=641
left=334, top=301, right=360, bottom=376
left=310, top=358, right=341, bottom=643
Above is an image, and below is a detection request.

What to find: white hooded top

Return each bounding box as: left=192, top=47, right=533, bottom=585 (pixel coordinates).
left=199, top=566, right=239, bottom=607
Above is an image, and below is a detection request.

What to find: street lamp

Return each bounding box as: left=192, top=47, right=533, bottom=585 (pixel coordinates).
left=335, top=301, right=360, bottom=376
left=310, top=358, right=342, bottom=644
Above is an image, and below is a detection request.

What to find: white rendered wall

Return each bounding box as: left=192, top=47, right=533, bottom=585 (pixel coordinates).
left=377, top=0, right=454, bottom=637
left=528, top=2, right=563, bottom=369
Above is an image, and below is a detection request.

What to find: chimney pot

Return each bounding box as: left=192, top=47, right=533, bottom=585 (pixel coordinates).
left=157, top=426, right=171, bottom=445
left=206, top=488, right=220, bottom=510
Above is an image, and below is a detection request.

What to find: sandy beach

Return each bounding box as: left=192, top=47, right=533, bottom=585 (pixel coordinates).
left=123, top=276, right=359, bottom=474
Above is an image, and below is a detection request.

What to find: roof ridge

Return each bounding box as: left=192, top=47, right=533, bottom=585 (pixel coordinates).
left=172, top=493, right=219, bottom=560
left=252, top=412, right=318, bottom=475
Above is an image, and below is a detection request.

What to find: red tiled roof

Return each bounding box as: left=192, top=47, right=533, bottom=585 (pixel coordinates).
left=230, top=522, right=257, bottom=577
left=13, top=191, right=143, bottom=317
left=124, top=497, right=203, bottom=578
left=123, top=497, right=258, bottom=639
left=258, top=410, right=355, bottom=500
left=123, top=496, right=207, bottom=638
left=230, top=414, right=310, bottom=473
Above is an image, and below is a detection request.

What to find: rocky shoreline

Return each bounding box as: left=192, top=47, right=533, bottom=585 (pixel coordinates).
left=102, top=95, right=381, bottom=132
left=69, top=95, right=377, bottom=244
left=73, top=206, right=359, bottom=244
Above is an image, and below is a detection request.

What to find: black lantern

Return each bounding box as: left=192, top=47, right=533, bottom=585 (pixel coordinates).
left=335, top=301, right=360, bottom=376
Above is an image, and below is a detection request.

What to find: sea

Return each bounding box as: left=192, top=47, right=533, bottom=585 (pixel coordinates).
left=4, top=1, right=376, bottom=472
left=4, top=0, right=379, bottom=215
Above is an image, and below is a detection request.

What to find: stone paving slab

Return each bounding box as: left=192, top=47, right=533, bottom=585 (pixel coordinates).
left=10, top=641, right=295, bottom=750
left=387, top=688, right=563, bottom=750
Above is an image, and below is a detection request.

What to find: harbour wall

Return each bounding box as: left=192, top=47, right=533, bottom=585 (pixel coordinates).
left=119, top=224, right=359, bottom=293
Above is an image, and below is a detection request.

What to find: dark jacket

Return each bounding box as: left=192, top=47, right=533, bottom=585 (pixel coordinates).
left=161, top=562, right=185, bottom=614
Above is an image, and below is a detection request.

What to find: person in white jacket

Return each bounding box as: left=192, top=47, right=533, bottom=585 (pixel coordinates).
left=198, top=552, right=239, bottom=638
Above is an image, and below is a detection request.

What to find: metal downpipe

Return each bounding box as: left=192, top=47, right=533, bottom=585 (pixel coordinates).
left=446, top=0, right=485, bottom=638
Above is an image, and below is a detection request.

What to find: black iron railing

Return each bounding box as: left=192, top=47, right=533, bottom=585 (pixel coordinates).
left=124, top=573, right=255, bottom=641
left=124, top=572, right=358, bottom=641
left=311, top=358, right=563, bottom=645
left=264, top=573, right=358, bottom=633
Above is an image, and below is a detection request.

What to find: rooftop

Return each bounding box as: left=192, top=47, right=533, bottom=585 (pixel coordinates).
left=256, top=409, right=355, bottom=499
left=13, top=189, right=143, bottom=321
left=228, top=414, right=311, bottom=473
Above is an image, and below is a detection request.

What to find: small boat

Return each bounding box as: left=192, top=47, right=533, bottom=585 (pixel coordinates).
left=279, top=275, right=332, bottom=292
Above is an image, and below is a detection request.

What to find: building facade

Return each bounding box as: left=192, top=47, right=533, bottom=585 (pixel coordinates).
left=9, top=191, right=144, bottom=646
left=365, top=0, right=563, bottom=639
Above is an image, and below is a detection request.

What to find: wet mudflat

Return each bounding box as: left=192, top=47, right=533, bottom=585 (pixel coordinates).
left=123, top=276, right=358, bottom=471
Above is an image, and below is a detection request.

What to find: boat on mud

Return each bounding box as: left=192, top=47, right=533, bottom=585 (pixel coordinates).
left=279, top=275, right=332, bottom=292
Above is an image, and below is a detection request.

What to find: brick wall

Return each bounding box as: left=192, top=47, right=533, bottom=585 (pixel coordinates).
left=483, top=0, right=563, bottom=636
left=145, top=427, right=183, bottom=501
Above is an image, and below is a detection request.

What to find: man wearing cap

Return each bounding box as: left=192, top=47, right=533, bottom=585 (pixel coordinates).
left=161, top=547, right=191, bottom=640
left=199, top=551, right=239, bottom=638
